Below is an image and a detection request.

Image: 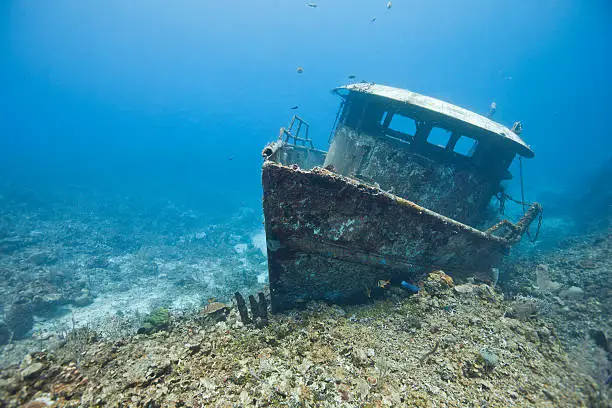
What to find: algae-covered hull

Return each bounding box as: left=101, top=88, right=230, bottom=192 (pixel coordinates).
left=262, top=82, right=543, bottom=311
left=263, top=161, right=512, bottom=312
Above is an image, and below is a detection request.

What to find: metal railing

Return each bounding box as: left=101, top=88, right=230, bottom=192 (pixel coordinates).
left=279, top=115, right=313, bottom=148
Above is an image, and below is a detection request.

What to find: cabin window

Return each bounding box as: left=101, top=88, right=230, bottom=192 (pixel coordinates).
left=380, top=111, right=389, bottom=126
left=427, top=127, right=452, bottom=148
left=454, top=136, right=478, bottom=157
left=388, top=114, right=417, bottom=137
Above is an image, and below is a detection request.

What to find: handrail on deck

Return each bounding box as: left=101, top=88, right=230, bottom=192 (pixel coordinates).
left=279, top=115, right=314, bottom=148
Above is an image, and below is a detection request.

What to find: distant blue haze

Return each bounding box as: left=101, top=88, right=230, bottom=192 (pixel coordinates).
left=1, top=0, right=610, bottom=217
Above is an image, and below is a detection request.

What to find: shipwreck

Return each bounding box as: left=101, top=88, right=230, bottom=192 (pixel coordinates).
left=262, top=83, right=542, bottom=312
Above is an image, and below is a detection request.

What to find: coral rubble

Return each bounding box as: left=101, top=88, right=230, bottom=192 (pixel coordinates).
left=0, top=272, right=598, bottom=407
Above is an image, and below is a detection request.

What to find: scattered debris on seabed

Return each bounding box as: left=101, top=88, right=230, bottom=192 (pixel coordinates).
left=1, top=262, right=608, bottom=407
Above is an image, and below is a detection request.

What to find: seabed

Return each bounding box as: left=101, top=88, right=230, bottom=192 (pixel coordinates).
left=0, top=227, right=610, bottom=407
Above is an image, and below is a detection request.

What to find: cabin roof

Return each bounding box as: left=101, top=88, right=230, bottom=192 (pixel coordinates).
left=334, top=83, right=534, bottom=158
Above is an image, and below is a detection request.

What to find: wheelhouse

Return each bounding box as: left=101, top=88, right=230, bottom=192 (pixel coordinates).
left=323, top=83, right=534, bottom=227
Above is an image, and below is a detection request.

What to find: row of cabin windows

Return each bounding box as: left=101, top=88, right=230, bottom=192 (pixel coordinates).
left=341, top=98, right=516, bottom=180
left=380, top=112, right=478, bottom=158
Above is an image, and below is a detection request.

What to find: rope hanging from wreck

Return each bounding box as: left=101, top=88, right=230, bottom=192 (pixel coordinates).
left=519, top=157, right=543, bottom=243
left=328, top=100, right=345, bottom=144
left=495, top=157, right=543, bottom=243
left=519, top=156, right=527, bottom=214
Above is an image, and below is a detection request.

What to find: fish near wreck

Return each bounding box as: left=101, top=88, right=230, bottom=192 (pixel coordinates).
left=261, top=83, right=542, bottom=312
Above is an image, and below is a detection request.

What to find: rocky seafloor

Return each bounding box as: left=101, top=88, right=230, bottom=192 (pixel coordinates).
left=0, top=266, right=608, bottom=408
left=0, top=185, right=610, bottom=407
left=0, top=187, right=268, bottom=367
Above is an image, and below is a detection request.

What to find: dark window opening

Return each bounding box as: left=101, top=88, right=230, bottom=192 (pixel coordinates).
left=427, top=127, right=452, bottom=148
left=454, top=136, right=478, bottom=157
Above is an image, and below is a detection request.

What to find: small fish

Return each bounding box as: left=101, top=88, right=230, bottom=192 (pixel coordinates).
left=487, top=101, right=496, bottom=118
left=306, top=2, right=317, bottom=8
left=371, top=17, right=377, bottom=23
left=207, top=297, right=216, bottom=304
left=377, top=279, right=390, bottom=289
left=348, top=75, right=356, bottom=80
left=296, top=66, right=304, bottom=74
left=290, top=105, right=299, bottom=110
left=386, top=1, right=392, bottom=9
left=228, top=156, right=234, bottom=161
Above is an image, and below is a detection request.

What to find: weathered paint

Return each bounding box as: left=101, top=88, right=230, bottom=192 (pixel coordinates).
left=263, top=161, right=514, bottom=312
left=324, top=125, right=497, bottom=226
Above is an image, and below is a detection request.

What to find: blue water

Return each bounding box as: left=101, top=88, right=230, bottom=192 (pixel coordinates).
left=0, top=4, right=612, bottom=404
left=1, top=0, right=610, bottom=217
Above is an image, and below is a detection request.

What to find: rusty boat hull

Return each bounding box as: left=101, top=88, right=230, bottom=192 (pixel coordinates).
left=263, top=160, right=515, bottom=312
